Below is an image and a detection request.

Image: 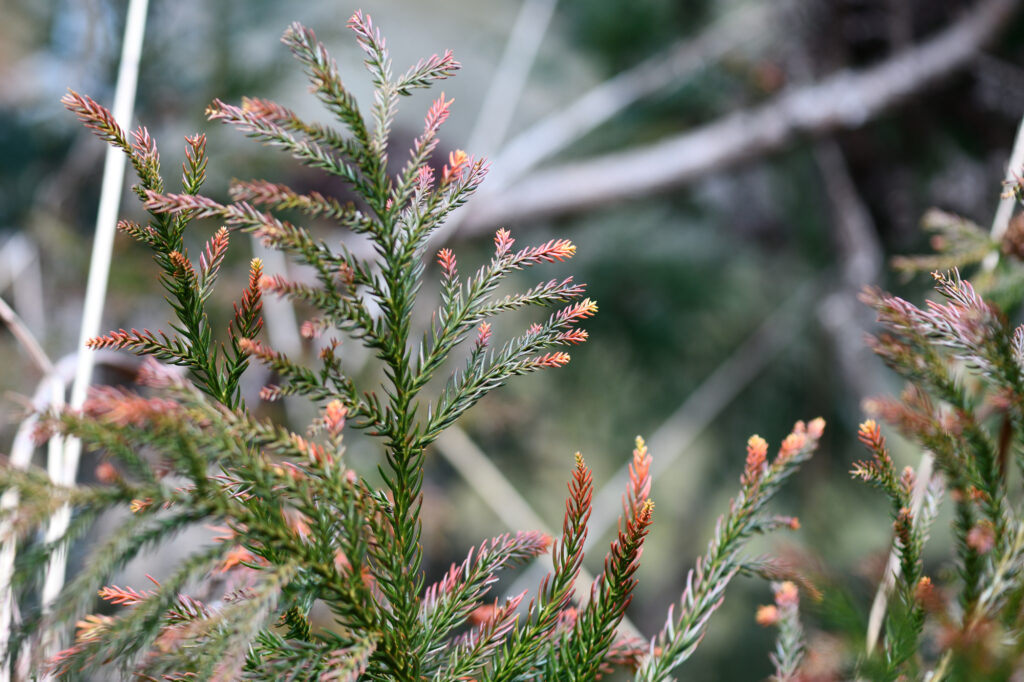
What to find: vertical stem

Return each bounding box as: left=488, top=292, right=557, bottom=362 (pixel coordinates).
left=376, top=217, right=426, bottom=677
left=39, top=0, right=150, bottom=670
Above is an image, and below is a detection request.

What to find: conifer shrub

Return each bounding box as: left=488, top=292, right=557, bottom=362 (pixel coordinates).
left=2, top=12, right=824, bottom=680
left=852, top=263, right=1024, bottom=679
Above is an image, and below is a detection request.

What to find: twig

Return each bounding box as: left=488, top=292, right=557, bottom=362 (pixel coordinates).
left=459, top=0, right=1018, bottom=230
left=483, top=0, right=780, bottom=192
left=0, top=235, right=46, bottom=339
left=0, top=296, right=55, bottom=378
left=865, top=454, right=934, bottom=655
left=0, top=352, right=141, bottom=679
left=250, top=237, right=303, bottom=422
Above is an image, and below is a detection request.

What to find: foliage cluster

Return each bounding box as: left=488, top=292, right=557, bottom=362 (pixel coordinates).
left=2, top=13, right=823, bottom=681
left=13, top=8, right=1024, bottom=682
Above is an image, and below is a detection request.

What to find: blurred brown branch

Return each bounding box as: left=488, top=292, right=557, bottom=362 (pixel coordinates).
left=461, top=0, right=1018, bottom=232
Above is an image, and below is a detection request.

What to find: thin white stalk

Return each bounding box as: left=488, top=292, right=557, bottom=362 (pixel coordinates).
left=466, top=0, right=558, bottom=159
left=0, top=296, right=59, bottom=679
left=864, top=452, right=933, bottom=655
left=0, top=377, right=65, bottom=681
left=984, top=113, right=1024, bottom=269
left=39, top=0, right=150, bottom=664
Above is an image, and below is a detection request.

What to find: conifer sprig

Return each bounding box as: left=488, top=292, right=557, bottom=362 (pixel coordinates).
left=857, top=260, right=1024, bottom=676
left=637, top=420, right=825, bottom=681
left=6, top=12, right=826, bottom=680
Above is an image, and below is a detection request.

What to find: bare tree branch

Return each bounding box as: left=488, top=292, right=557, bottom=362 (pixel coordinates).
left=461, top=0, right=1018, bottom=232
left=483, top=0, right=782, bottom=191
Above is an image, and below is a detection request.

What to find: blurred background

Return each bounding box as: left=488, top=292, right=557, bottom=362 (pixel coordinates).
left=3, top=0, right=1024, bottom=678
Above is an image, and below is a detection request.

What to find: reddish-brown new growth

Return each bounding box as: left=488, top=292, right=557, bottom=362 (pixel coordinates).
left=475, top=322, right=492, bottom=350
left=531, top=352, right=571, bottom=369
left=556, top=329, right=589, bottom=345
left=168, top=251, right=196, bottom=281
left=967, top=520, right=996, bottom=554
left=130, top=126, right=158, bottom=164
left=218, top=545, right=257, bottom=574
left=236, top=338, right=279, bottom=364
left=347, top=10, right=386, bottom=57
left=515, top=238, right=577, bottom=265
left=83, top=386, right=180, bottom=428
left=183, top=133, right=206, bottom=175
left=61, top=90, right=126, bottom=147
left=417, top=93, right=453, bottom=153
left=851, top=418, right=896, bottom=485
left=743, top=435, right=768, bottom=487
left=231, top=257, right=264, bottom=338
left=442, top=149, right=471, bottom=184
left=421, top=531, right=552, bottom=611
left=593, top=497, right=654, bottom=612
left=323, top=400, right=348, bottom=437
left=857, top=419, right=884, bottom=452
left=457, top=591, right=528, bottom=657
left=557, top=298, right=599, bottom=324
left=74, top=614, right=114, bottom=643
left=624, top=436, right=653, bottom=523
left=494, top=227, right=515, bottom=257
left=97, top=582, right=156, bottom=606
left=199, top=227, right=230, bottom=278
left=563, top=452, right=594, bottom=549
left=437, top=248, right=457, bottom=279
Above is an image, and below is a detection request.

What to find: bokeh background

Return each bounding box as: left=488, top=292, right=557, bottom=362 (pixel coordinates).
left=3, top=0, right=1024, bottom=678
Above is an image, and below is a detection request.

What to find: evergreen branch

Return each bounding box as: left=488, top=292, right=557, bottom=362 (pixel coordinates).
left=346, top=10, right=395, bottom=164
left=763, top=582, right=805, bottom=682
left=637, top=419, right=824, bottom=680
left=237, top=96, right=364, bottom=162
left=418, top=531, right=551, bottom=670
left=49, top=546, right=227, bottom=677
left=229, top=179, right=372, bottom=231
left=434, top=592, right=525, bottom=682
left=243, top=631, right=377, bottom=681
left=557, top=498, right=653, bottom=679
left=197, top=227, right=230, bottom=300
left=395, top=50, right=460, bottom=95
left=182, top=133, right=208, bottom=195
left=207, top=99, right=373, bottom=193
left=485, top=452, right=593, bottom=682
left=280, top=22, right=379, bottom=211
left=42, top=506, right=213, bottom=656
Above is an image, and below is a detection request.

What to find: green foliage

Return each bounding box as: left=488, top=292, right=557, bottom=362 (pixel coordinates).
left=3, top=11, right=822, bottom=680
left=854, top=217, right=1024, bottom=677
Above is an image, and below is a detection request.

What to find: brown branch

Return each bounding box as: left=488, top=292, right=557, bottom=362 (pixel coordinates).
left=461, top=0, right=1018, bottom=232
